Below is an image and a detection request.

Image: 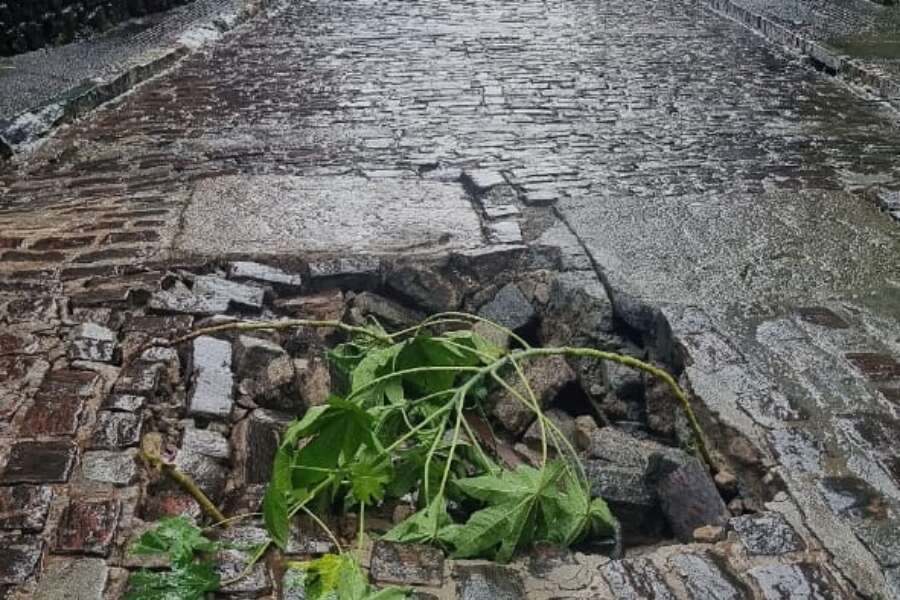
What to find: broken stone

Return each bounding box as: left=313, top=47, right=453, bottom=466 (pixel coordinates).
left=296, top=357, right=332, bottom=407
left=386, top=265, right=460, bottom=313
left=488, top=355, right=576, bottom=436
left=455, top=564, right=525, bottom=600
left=148, top=280, right=229, bottom=316
left=275, top=288, right=345, bottom=320
left=644, top=377, right=677, bottom=437
left=174, top=444, right=228, bottom=505
left=462, top=169, right=507, bottom=192
left=81, top=449, right=139, bottom=486
left=601, top=361, right=646, bottom=422
left=574, top=415, right=600, bottom=451
left=655, top=456, right=729, bottom=543
left=747, top=562, right=839, bottom=600
left=540, top=272, right=615, bottom=346
left=234, top=409, right=292, bottom=485
left=668, top=552, right=748, bottom=600
left=522, top=408, right=577, bottom=452
left=233, top=335, right=286, bottom=379
left=307, top=257, right=381, bottom=291
left=370, top=540, right=444, bottom=587
left=192, top=275, right=265, bottom=313
left=114, top=360, right=163, bottom=397
left=215, top=549, right=272, bottom=596
left=730, top=512, right=804, bottom=556
left=0, top=485, right=53, bottom=532
left=693, top=525, right=726, bottom=543
left=102, top=392, right=146, bottom=412
left=89, top=411, right=143, bottom=449
left=348, top=291, right=425, bottom=329
left=0, top=536, right=43, bottom=585
left=486, top=220, right=523, bottom=245
left=714, top=470, right=739, bottom=496
left=182, top=424, right=230, bottom=461
left=600, top=557, right=675, bottom=600
left=68, top=322, right=117, bottom=363
left=584, top=461, right=659, bottom=537
left=473, top=320, right=511, bottom=350
left=477, top=283, right=537, bottom=334
left=229, top=261, right=302, bottom=292
left=188, top=336, right=234, bottom=420
left=0, top=440, right=78, bottom=484
left=19, top=369, right=100, bottom=437
left=54, top=498, right=121, bottom=556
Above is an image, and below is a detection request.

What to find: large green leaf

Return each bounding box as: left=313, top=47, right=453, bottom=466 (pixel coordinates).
left=382, top=495, right=452, bottom=545
left=125, top=563, right=219, bottom=600
left=294, top=554, right=408, bottom=600
left=130, top=517, right=218, bottom=568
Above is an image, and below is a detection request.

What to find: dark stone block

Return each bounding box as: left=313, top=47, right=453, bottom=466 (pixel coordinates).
left=796, top=307, right=848, bottom=329
left=601, top=557, right=676, bottom=600
left=0, top=536, right=43, bottom=585
left=235, top=409, right=292, bottom=485
left=54, top=498, right=121, bottom=556
left=370, top=540, right=444, bottom=587
left=477, top=283, right=536, bottom=334
left=0, top=440, right=78, bottom=483
left=731, top=512, right=804, bottom=556
left=654, top=456, right=729, bottom=543
left=89, top=410, right=143, bottom=449
left=0, top=485, right=53, bottom=532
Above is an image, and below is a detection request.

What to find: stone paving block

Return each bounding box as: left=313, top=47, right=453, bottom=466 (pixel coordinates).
left=477, top=282, right=537, bottom=333
left=386, top=265, right=460, bottom=313
left=114, top=360, right=163, bottom=396
left=668, top=553, right=749, bottom=600
left=0, top=440, right=78, bottom=483
left=192, top=275, right=265, bottom=313
left=463, top=169, right=507, bottom=192
left=600, top=557, right=675, bottom=600
left=731, top=512, right=804, bottom=556
left=19, top=392, right=86, bottom=437
left=188, top=336, right=234, bottom=420
left=68, top=322, right=118, bottom=363
left=0, top=536, right=43, bottom=585
left=486, top=220, right=523, bottom=245
left=0, top=354, right=49, bottom=418
left=148, top=281, right=230, bottom=316
left=54, top=498, right=122, bottom=556
left=215, top=548, right=272, bottom=596
left=31, top=557, right=109, bottom=600
left=89, top=411, right=143, bottom=449
left=81, top=449, right=139, bottom=486
left=181, top=424, right=231, bottom=460
left=522, top=190, right=559, bottom=207
left=454, top=564, right=525, bottom=600
left=747, top=563, right=839, bottom=599
left=101, top=392, right=147, bottom=412
left=0, top=485, right=53, bottom=532
left=229, top=260, right=303, bottom=292
left=370, top=540, right=444, bottom=587
left=308, top=257, right=382, bottom=291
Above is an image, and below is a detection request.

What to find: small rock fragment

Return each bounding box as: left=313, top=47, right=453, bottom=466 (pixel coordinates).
left=348, top=291, right=424, bottom=329
left=731, top=512, right=804, bottom=556
left=386, top=265, right=460, bottom=313
left=478, top=283, right=537, bottom=334
left=655, top=457, right=729, bottom=543
left=69, top=322, right=118, bottom=363
left=693, top=525, right=726, bottom=544
left=229, top=261, right=302, bottom=292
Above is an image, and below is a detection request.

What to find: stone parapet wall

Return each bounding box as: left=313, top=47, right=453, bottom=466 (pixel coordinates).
left=0, top=0, right=196, bottom=56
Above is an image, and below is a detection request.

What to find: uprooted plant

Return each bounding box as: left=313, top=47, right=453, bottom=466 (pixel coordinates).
left=128, top=312, right=714, bottom=600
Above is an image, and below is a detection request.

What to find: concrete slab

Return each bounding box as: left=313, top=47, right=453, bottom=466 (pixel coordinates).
left=174, top=176, right=485, bottom=257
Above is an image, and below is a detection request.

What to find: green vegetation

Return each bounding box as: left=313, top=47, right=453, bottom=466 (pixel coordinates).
left=129, top=313, right=711, bottom=599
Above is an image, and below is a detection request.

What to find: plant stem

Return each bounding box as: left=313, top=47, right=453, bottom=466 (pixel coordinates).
left=140, top=449, right=227, bottom=524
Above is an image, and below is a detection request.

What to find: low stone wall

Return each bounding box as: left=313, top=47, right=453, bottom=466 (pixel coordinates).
left=0, top=0, right=196, bottom=56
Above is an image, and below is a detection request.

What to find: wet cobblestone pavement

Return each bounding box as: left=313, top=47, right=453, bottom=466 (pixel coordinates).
left=2, top=0, right=900, bottom=597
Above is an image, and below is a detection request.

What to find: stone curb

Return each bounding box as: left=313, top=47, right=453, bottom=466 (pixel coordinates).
left=700, top=0, right=900, bottom=112
left=0, top=0, right=267, bottom=161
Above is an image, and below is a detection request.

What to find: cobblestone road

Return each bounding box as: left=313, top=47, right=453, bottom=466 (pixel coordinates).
left=2, top=0, right=900, bottom=598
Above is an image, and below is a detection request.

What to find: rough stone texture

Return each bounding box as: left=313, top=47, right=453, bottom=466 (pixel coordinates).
left=31, top=557, right=109, bottom=600
left=655, top=457, right=730, bottom=543
left=349, top=291, right=425, bottom=329
left=748, top=563, right=839, bottom=600
left=488, top=355, right=576, bottom=436
left=174, top=440, right=228, bottom=504
left=386, top=265, right=461, bottom=314
left=370, top=541, right=444, bottom=587
left=89, top=411, right=143, bottom=449
left=234, top=408, right=292, bottom=485
left=188, top=336, right=234, bottom=420
left=68, top=322, right=117, bottom=363
left=455, top=564, right=526, bottom=600
left=478, top=283, right=537, bottom=334
left=0, top=485, right=53, bottom=532
left=54, top=498, right=121, bottom=556
left=669, top=553, right=749, bottom=600
left=181, top=424, right=230, bottom=460
left=215, top=548, right=272, bottom=596
left=81, top=449, right=139, bottom=485
left=0, top=440, right=78, bottom=483
left=192, top=275, right=265, bottom=313
left=229, top=260, right=302, bottom=292
left=731, top=512, right=805, bottom=556
left=0, top=536, right=43, bottom=585
left=600, top=557, right=675, bottom=600
left=522, top=408, right=576, bottom=452
left=19, top=369, right=99, bottom=437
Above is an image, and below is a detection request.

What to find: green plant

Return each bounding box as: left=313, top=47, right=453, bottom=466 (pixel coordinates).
left=133, top=311, right=712, bottom=599
left=126, top=517, right=221, bottom=600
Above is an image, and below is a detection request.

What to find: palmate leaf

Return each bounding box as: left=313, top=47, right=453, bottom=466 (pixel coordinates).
left=125, top=563, right=219, bottom=600
left=349, top=451, right=393, bottom=505
left=131, top=517, right=218, bottom=568
left=382, top=495, right=452, bottom=545
left=295, top=554, right=409, bottom=600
